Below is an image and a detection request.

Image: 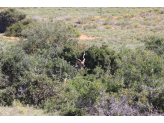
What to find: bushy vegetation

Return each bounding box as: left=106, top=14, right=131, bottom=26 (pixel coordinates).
left=116, top=48, right=163, bottom=88
left=145, top=36, right=164, bottom=56
left=4, top=19, right=33, bottom=37
left=85, top=45, right=118, bottom=74
left=1, top=7, right=164, bottom=116
left=0, top=8, right=26, bottom=33
left=21, top=21, right=80, bottom=54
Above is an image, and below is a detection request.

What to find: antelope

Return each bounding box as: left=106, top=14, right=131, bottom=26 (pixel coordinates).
left=71, top=51, right=86, bottom=70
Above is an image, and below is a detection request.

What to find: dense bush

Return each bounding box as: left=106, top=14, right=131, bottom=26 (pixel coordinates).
left=0, top=54, right=77, bottom=106
left=101, top=73, right=124, bottom=93
left=116, top=49, right=163, bottom=88
left=21, top=21, right=80, bottom=54
left=1, top=8, right=164, bottom=115
left=85, top=45, right=118, bottom=74
left=0, top=21, right=80, bottom=107
left=61, top=44, right=118, bottom=75
left=5, top=19, right=33, bottom=37
left=60, top=44, right=81, bottom=65
left=152, top=88, right=164, bottom=113
left=0, top=73, right=56, bottom=106
left=0, top=45, right=29, bottom=87
left=145, top=36, right=164, bottom=56
left=0, top=39, right=78, bottom=106
left=0, top=8, right=26, bottom=33
left=44, top=76, right=104, bottom=115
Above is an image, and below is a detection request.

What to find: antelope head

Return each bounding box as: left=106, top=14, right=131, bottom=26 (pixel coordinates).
left=71, top=51, right=85, bottom=69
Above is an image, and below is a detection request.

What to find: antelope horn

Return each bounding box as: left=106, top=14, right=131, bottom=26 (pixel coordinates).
left=70, top=51, right=81, bottom=62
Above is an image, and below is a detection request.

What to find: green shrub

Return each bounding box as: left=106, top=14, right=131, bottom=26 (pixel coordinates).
left=116, top=49, right=163, bottom=88
left=145, top=36, right=164, bottom=56
left=0, top=8, right=26, bottom=33
left=53, top=57, right=78, bottom=80
left=0, top=42, right=9, bottom=88
left=85, top=45, right=118, bottom=74
left=152, top=89, right=164, bottom=113
left=23, top=49, right=77, bottom=81
left=44, top=75, right=104, bottom=115
left=60, top=44, right=81, bottom=65
left=21, top=21, right=80, bottom=54
left=101, top=74, right=124, bottom=93
left=83, top=24, right=97, bottom=29
left=0, top=40, right=77, bottom=106
left=0, top=45, right=29, bottom=87
left=0, top=73, right=56, bottom=106
left=5, top=19, right=33, bottom=37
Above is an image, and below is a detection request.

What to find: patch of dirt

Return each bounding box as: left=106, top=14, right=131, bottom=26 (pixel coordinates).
left=0, top=33, right=27, bottom=41
left=113, top=16, right=118, bottom=19
left=131, top=17, right=144, bottom=20
left=94, top=16, right=101, bottom=19
left=0, top=33, right=100, bottom=42
left=0, top=33, right=20, bottom=42
left=78, top=34, right=100, bottom=40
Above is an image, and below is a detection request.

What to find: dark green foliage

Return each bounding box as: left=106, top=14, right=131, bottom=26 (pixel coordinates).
left=5, top=19, right=33, bottom=37
left=152, top=89, right=164, bottom=113
left=145, top=36, right=164, bottom=55
left=0, top=54, right=77, bottom=106
left=62, top=108, right=84, bottom=116
left=117, top=49, right=163, bottom=88
left=44, top=76, right=103, bottom=115
left=0, top=39, right=78, bottom=106
left=60, top=44, right=81, bottom=65
left=32, top=46, right=77, bottom=80
left=21, top=21, right=80, bottom=54
left=0, top=45, right=29, bottom=87
left=101, top=74, right=124, bottom=93
left=0, top=73, right=55, bottom=106
left=0, top=8, right=26, bottom=33
left=85, top=45, right=118, bottom=74
left=53, top=57, right=78, bottom=80
left=1, top=10, right=164, bottom=115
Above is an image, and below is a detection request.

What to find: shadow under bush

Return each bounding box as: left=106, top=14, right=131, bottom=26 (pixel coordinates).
left=5, top=19, right=33, bottom=37
left=84, top=45, right=118, bottom=75
left=0, top=8, right=26, bottom=33
left=145, top=36, right=164, bottom=56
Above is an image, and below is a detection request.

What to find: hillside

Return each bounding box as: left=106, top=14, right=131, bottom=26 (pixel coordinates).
left=0, top=7, right=164, bottom=116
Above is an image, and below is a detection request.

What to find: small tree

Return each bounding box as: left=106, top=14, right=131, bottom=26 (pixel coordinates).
left=0, top=8, right=26, bottom=33
left=5, top=19, right=32, bottom=37
left=84, top=45, right=118, bottom=74
left=21, top=21, right=80, bottom=54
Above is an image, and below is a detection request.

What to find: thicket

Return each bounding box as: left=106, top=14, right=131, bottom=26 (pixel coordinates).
left=60, top=44, right=118, bottom=75
left=21, top=21, right=80, bottom=54
left=145, top=36, right=164, bottom=56
left=4, top=19, right=33, bottom=37
left=85, top=45, right=118, bottom=74
left=0, top=8, right=26, bottom=33
left=1, top=19, right=164, bottom=115
left=116, top=48, right=163, bottom=88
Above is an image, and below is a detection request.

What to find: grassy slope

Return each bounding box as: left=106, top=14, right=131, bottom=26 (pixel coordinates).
left=13, top=7, right=164, bottom=51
